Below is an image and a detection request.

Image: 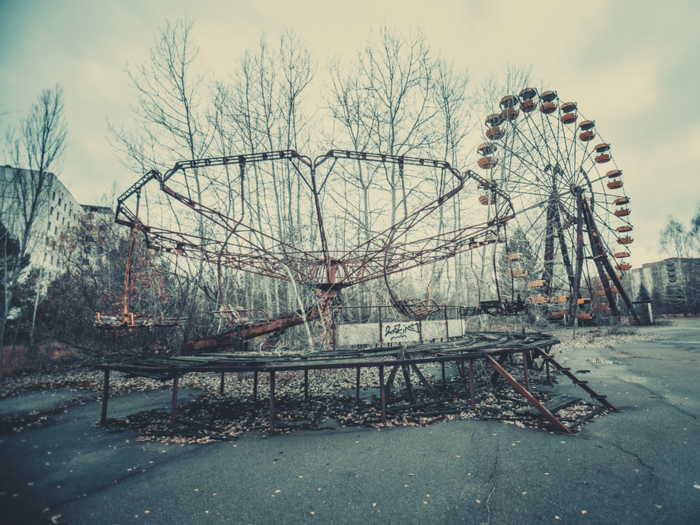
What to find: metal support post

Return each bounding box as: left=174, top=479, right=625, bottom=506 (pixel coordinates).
left=468, top=359, right=476, bottom=411
left=522, top=351, right=530, bottom=392
left=269, top=371, right=276, bottom=431
left=170, top=373, right=179, bottom=429
left=101, top=369, right=110, bottom=424
left=379, top=365, right=386, bottom=424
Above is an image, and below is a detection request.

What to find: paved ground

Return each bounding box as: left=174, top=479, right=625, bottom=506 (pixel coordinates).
left=1, top=321, right=699, bottom=524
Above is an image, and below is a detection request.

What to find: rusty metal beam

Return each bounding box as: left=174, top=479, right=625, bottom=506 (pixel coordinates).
left=569, top=193, right=585, bottom=324
left=581, top=198, right=641, bottom=325
left=582, top=197, right=619, bottom=317
left=485, top=355, right=573, bottom=435
left=100, top=370, right=110, bottom=425
left=535, top=349, right=620, bottom=411
left=170, top=373, right=179, bottom=429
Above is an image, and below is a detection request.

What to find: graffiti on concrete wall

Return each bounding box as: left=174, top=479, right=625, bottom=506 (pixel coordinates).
left=384, top=322, right=419, bottom=342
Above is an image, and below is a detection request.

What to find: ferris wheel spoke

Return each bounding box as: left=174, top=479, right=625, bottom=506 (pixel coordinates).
left=508, top=118, right=550, bottom=173
left=589, top=202, right=625, bottom=248
left=520, top=115, right=557, bottom=187
left=497, top=163, right=554, bottom=198
left=498, top=137, right=551, bottom=187
left=534, top=110, right=561, bottom=175
left=544, top=106, right=566, bottom=174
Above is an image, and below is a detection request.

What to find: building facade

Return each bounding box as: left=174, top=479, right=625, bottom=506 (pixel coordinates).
left=0, top=165, right=84, bottom=272
left=631, top=258, right=700, bottom=315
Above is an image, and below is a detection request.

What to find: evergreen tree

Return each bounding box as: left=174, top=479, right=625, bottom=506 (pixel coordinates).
left=498, top=226, right=539, bottom=301
left=637, top=281, right=651, bottom=303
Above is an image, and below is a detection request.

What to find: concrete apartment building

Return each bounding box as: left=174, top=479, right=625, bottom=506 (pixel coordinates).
left=630, top=257, right=700, bottom=315
left=0, top=165, right=86, bottom=272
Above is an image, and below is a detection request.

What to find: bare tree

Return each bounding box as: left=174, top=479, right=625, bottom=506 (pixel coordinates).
left=211, top=30, right=316, bottom=317
left=426, top=58, right=471, bottom=302
left=660, top=215, right=700, bottom=314
left=326, top=26, right=475, bottom=308
left=1, top=85, right=67, bottom=368
left=108, top=17, right=215, bottom=348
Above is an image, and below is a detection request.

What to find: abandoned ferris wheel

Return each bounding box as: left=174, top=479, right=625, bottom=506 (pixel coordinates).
left=473, top=87, right=638, bottom=324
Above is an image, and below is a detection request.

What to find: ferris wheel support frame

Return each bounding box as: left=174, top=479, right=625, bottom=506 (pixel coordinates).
left=541, top=196, right=577, bottom=299
left=568, top=193, right=585, bottom=322
left=581, top=197, right=641, bottom=325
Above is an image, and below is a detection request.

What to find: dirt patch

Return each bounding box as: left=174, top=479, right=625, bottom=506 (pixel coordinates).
left=1, top=342, right=78, bottom=378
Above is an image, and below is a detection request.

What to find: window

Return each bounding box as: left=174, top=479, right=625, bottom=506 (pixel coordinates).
left=57, top=211, right=59, bottom=219
left=55, top=226, right=57, bottom=234
left=58, top=198, right=61, bottom=206
left=64, top=203, right=66, bottom=211
left=50, top=256, right=53, bottom=264
left=48, top=221, right=52, bottom=230
left=50, top=207, right=54, bottom=215
left=52, top=191, right=56, bottom=200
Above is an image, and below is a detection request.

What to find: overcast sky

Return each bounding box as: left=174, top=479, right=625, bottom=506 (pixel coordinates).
left=1, top=0, right=698, bottom=269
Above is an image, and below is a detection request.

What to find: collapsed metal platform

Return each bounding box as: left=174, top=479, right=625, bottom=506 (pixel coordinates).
left=97, top=332, right=618, bottom=437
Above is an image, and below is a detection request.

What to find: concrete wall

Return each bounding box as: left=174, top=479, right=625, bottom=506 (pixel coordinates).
left=336, top=318, right=465, bottom=347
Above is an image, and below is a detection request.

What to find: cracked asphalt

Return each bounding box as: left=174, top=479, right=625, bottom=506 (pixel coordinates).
left=2, top=320, right=699, bottom=524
